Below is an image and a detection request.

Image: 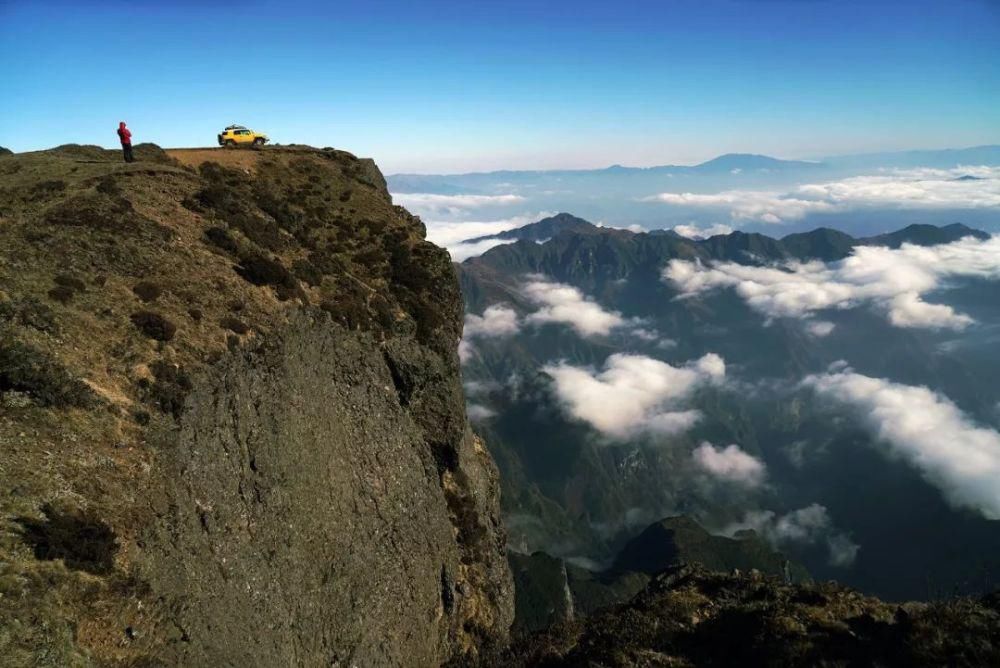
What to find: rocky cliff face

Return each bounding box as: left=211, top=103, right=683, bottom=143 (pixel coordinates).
left=0, top=145, right=512, bottom=666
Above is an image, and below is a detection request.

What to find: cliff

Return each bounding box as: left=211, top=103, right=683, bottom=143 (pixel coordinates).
left=0, top=145, right=513, bottom=666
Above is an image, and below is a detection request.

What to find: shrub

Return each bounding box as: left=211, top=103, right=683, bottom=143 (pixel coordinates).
left=130, top=311, right=176, bottom=341
left=292, top=258, right=323, bottom=286
left=130, top=143, right=175, bottom=165
left=54, top=274, right=87, bottom=293
left=220, top=316, right=249, bottom=334
left=29, top=180, right=67, bottom=202
left=47, top=285, right=75, bottom=304
left=50, top=144, right=109, bottom=161
left=275, top=283, right=304, bottom=302
left=308, top=248, right=348, bottom=275
left=132, top=281, right=162, bottom=302
left=95, top=175, right=122, bottom=196
left=44, top=192, right=135, bottom=230
left=235, top=255, right=295, bottom=287
left=147, top=360, right=192, bottom=417
left=230, top=214, right=286, bottom=252
left=15, top=504, right=118, bottom=575
left=204, top=226, right=238, bottom=253
left=0, top=297, right=59, bottom=334
left=320, top=281, right=373, bottom=331
left=0, top=334, right=94, bottom=407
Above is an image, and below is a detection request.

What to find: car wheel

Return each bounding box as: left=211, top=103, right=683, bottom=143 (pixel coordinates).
left=224, top=139, right=236, bottom=148
left=253, top=137, right=265, bottom=147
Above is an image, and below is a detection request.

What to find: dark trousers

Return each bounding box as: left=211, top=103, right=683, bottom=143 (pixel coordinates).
left=122, top=144, right=134, bottom=163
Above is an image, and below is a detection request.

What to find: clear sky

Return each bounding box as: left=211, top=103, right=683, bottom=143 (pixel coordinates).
left=1, top=0, right=998, bottom=173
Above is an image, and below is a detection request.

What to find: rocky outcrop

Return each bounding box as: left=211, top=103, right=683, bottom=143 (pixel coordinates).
left=0, top=145, right=512, bottom=666
left=492, top=563, right=1000, bottom=667
left=612, top=515, right=809, bottom=583
left=508, top=516, right=806, bottom=635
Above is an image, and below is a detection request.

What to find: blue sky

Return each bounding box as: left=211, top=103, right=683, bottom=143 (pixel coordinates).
left=1, top=0, right=998, bottom=173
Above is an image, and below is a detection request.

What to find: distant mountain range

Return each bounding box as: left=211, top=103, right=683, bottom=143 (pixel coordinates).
left=389, top=145, right=1000, bottom=183
left=391, top=145, right=1000, bottom=238
left=458, top=212, right=989, bottom=263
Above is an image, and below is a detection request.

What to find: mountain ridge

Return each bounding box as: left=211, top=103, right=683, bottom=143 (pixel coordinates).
left=460, top=215, right=989, bottom=270
left=387, top=144, right=1000, bottom=180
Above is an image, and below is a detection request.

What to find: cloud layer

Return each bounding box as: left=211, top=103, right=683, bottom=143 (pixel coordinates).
left=672, top=223, right=735, bottom=239
left=393, top=192, right=525, bottom=217
left=424, top=213, right=554, bottom=262
left=645, top=166, right=1000, bottom=223
left=460, top=276, right=673, bottom=363
left=803, top=367, right=1000, bottom=519
left=723, top=504, right=859, bottom=567
left=692, top=442, right=766, bottom=487
left=543, top=353, right=725, bottom=439
left=464, top=305, right=521, bottom=338
left=664, top=234, right=1000, bottom=330
left=523, top=278, right=629, bottom=337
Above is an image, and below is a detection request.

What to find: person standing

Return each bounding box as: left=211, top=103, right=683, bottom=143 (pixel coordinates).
left=117, top=121, right=134, bottom=163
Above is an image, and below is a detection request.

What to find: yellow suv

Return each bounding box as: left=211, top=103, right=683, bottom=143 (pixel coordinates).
left=217, top=125, right=269, bottom=147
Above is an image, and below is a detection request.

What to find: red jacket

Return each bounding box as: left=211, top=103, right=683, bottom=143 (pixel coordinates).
left=117, top=123, right=132, bottom=146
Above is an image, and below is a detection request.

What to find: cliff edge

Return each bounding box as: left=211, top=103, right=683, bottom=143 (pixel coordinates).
left=0, top=144, right=513, bottom=666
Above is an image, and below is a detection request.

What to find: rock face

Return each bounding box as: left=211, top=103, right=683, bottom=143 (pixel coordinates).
left=0, top=145, right=512, bottom=666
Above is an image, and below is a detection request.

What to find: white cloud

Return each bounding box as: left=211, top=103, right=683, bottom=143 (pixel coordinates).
left=423, top=213, right=555, bottom=262
left=447, top=238, right=519, bottom=262
left=826, top=534, right=862, bottom=568
left=522, top=278, right=628, bottom=337
left=464, top=305, right=520, bottom=339
left=596, top=222, right=646, bottom=233
left=722, top=504, right=858, bottom=567
left=646, top=190, right=835, bottom=223
left=464, top=380, right=499, bottom=397
left=806, top=320, right=836, bottom=337
left=542, top=352, right=725, bottom=439
left=466, top=404, right=496, bottom=421
left=803, top=368, right=1000, bottom=519
left=393, top=192, right=525, bottom=217
left=458, top=339, right=474, bottom=363
left=463, top=279, right=652, bottom=348
left=664, top=235, right=1000, bottom=330
left=630, top=328, right=660, bottom=342
left=672, top=223, right=735, bottom=239
left=460, top=305, right=520, bottom=365
left=797, top=166, right=1000, bottom=212
left=692, top=442, right=766, bottom=487
left=644, top=166, right=1000, bottom=223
